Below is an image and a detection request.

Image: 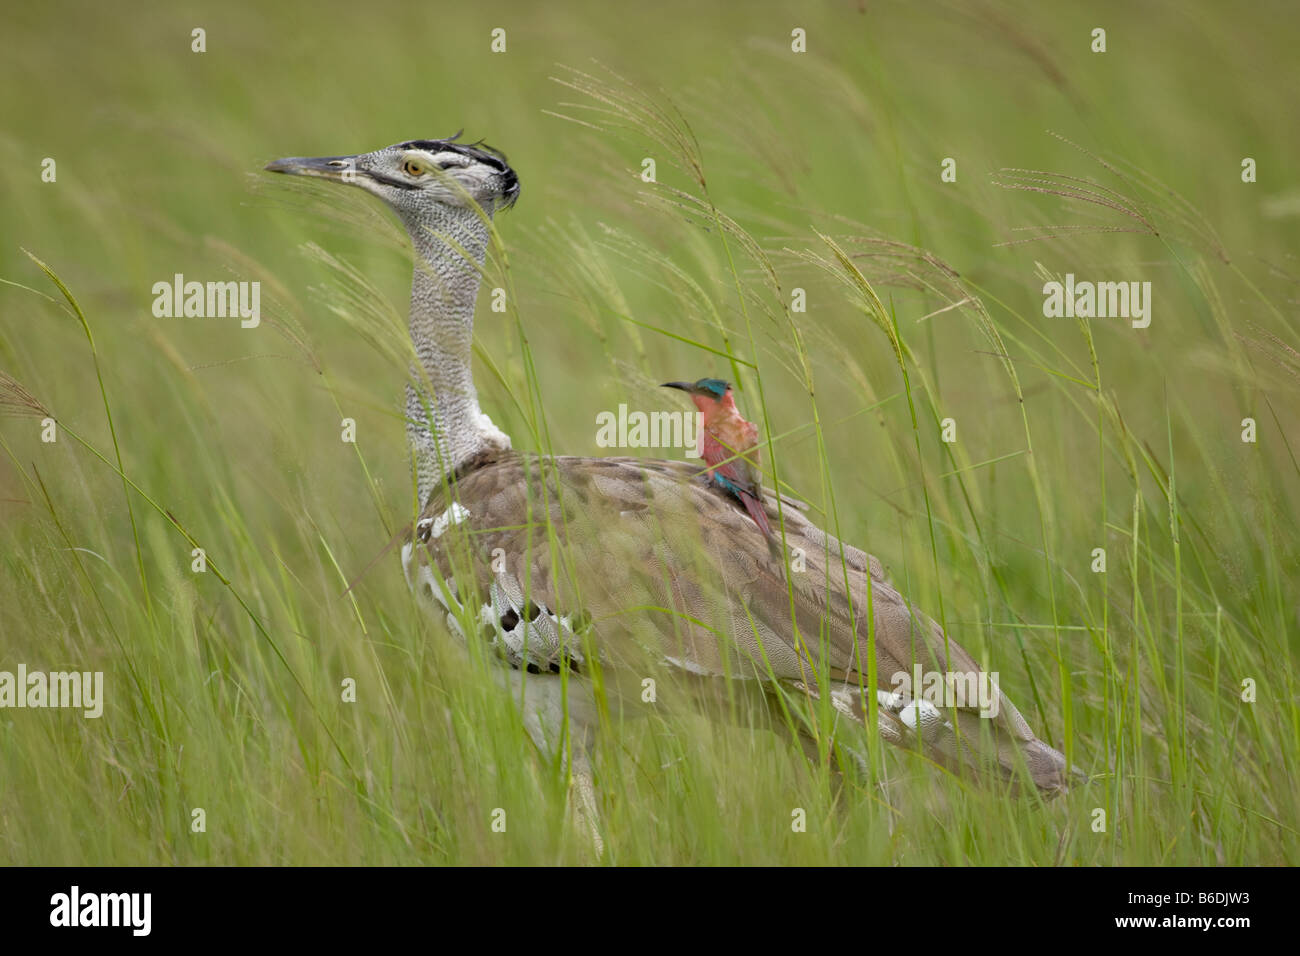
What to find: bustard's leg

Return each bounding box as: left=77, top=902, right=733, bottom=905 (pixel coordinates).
left=569, top=749, right=604, bottom=860
left=504, top=668, right=605, bottom=859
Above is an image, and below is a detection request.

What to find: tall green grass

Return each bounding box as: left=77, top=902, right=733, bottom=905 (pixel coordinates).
left=1, top=0, right=1296, bottom=864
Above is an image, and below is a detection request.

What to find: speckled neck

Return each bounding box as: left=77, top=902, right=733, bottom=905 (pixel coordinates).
left=401, top=203, right=511, bottom=504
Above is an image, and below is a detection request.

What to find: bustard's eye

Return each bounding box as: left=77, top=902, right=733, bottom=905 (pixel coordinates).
left=402, top=159, right=426, bottom=177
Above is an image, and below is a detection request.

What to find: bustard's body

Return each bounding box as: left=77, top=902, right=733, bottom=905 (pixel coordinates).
left=267, top=137, right=1070, bottom=840
left=403, top=449, right=1068, bottom=786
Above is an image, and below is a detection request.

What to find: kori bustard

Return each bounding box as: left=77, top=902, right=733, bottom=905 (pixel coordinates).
left=265, top=136, right=1070, bottom=838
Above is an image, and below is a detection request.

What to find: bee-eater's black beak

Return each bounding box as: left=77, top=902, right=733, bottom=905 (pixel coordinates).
left=661, top=381, right=693, bottom=392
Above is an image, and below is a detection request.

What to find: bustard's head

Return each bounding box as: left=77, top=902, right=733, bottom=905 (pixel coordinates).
left=265, top=135, right=520, bottom=219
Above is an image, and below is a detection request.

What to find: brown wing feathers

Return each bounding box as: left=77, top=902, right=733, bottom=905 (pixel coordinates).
left=406, top=452, right=1069, bottom=792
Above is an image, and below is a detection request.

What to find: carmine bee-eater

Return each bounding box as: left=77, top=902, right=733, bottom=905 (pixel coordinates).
left=662, top=378, right=773, bottom=538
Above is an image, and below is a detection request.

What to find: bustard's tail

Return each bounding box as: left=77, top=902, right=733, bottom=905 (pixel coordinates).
left=793, top=675, right=1071, bottom=794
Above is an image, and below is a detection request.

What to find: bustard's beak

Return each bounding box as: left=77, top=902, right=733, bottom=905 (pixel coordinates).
left=264, top=154, right=361, bottom=181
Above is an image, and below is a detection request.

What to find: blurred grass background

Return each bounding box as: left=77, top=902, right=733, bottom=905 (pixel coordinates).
left=1, top=0, right=1297, bottom=864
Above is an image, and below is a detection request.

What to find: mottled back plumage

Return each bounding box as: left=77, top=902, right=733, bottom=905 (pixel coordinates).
left=405, top=451, right=1069, bottom=791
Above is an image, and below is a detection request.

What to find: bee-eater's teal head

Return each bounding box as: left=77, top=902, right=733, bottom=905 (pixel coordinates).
left=662, top=378, right=735, bottom=417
